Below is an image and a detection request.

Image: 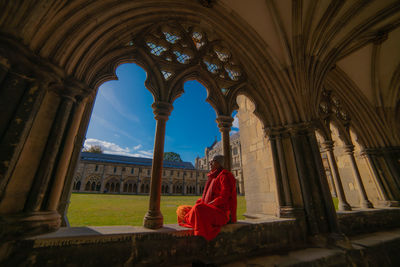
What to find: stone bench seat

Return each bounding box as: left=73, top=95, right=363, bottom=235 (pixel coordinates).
left=6, top=208, right=400, bottom=266
left=20, top=218, right=304, bottom=266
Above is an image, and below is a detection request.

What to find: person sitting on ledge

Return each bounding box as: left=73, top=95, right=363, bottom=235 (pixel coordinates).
left=177, top=155, right=237, bottom=241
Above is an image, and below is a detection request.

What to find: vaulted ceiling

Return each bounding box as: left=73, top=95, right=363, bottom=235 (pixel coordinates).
left=0, top=0, right=399, bottom=147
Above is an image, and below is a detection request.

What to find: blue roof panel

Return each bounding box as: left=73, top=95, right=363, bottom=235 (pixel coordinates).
left=80, top=152, right=196, bottom=169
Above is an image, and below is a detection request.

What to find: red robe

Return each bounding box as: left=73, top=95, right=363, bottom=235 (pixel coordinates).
left=177, top=167, right=237, bottom=241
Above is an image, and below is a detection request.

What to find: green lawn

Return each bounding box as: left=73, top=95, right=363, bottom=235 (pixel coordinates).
left=68, top=194, right=338, bottom=226
left=68, top=193, right=247, bottom=226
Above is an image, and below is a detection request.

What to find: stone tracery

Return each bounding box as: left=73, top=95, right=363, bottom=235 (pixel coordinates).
left=137, top=22, right=245, bottom=95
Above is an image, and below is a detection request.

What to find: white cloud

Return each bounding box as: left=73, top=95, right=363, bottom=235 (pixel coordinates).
left=91, top=115, right=141, bottom=143
left=133, top=144, right=142, bottom=150
left=83, top=138, right=153, bottom=158
left=99, top=88, right=140, bottom=123
left=232, top=114, right=239, bottom=129
left=138, top=150, right=153, bottom=157
left=230, top=130, right=238, bottom=136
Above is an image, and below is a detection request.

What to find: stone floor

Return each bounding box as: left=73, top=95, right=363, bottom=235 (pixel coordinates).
left=218, top=228, right=400, bottom=267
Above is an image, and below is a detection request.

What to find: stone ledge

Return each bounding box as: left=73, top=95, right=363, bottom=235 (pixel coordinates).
left=3, top=218, right=307, bottom=266
left=222, top=228, right=400, bottom=266
left=337, top=207, right=400, bottom=236
left=3, top=209, right=400, bottom=266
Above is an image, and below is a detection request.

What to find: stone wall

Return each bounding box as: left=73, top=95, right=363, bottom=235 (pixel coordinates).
left=2, top=218, right=307, bottom=267
left=3, top=209, right=400, bottom=266
left=74, top=160, right=209, bottom=195
left=237, top=95, right=277, bottom=216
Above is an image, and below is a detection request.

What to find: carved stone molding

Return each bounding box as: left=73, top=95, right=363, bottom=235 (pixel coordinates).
left=152, top=101, right=173, bottom=121
left=216, top=115, right=233, bottom=131
left=0, top=211, right=60, bottom=241
left=264, top=121, right=316, bottom=139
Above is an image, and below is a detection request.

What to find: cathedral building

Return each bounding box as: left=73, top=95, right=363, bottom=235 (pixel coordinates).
left=73, top=152, right=208, bottom=195
left=195, top=132, right=244, bottom=194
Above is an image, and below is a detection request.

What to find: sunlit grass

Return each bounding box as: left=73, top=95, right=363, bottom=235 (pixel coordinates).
left=332, top=197, right=338, bottom=210
left=68, top=193, right=247, bottom=226
left=68, top=193, right=338, bottom=226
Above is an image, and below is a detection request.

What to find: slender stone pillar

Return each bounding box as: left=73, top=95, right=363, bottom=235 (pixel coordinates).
left=47, top=96, right=87, bottom=211
left=288, top=123, right=341, bottom=238
left=25, top=90, right=75, bottom=212
left=216, top=115, right=234, bottom=171
left=143, top=101, right=172, bottom=229
left=322, top=141, right=351, bottom=211
left=361, top=149, right=400, bottom=207
left=267, top=128, right=296, bottom=217
left=344, top=145, right=373, bottom=208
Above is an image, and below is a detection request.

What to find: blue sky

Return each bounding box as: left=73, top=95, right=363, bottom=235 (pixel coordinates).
left=84, top=63, right=239, bottom=164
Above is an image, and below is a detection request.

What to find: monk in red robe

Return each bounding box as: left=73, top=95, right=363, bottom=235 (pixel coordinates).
left=177, top=155, right=237, bottom=241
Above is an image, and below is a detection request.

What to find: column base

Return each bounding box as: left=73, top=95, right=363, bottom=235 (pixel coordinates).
left=0, top=211, right=61, bottom=241
left=338, top=202, right=352, bottom=211
left=360, top=201, right=374, bottom=209
left=279, top=206, right=305, bottom=218
left=378, top=200, right=400, bottom=207
left=143, top=210, right=163, bottom=229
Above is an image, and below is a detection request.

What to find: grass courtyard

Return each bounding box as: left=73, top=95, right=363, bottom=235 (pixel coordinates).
left=68, top=193, right=338, bottom=226
left=68, top=193, right=247, bottom=226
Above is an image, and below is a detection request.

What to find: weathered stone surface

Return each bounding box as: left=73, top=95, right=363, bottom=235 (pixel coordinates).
left=337, top=208, right=400, bottom=236
left=2, top=212, right=400, bottom=266
left=1, top=219, right=307, bottom=266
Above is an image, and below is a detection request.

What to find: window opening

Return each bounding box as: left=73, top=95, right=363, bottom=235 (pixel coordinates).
left=163, top=32, right=180, bottom=44
left=161, top=70, right=173, bottom=80
left=203, top=60, right=219, bottom=74
left=147, top=42, right=167, bottom=56
left=173, top=50, right=191, bottom=64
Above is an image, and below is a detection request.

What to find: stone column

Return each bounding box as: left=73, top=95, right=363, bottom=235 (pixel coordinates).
left=25, top=89, right=76, bottom=212
left=361, top=149, right=400, bottom=207
left=380, top=148, right=400, bottom=200
left=143, top=101, right=172, bottom=229
left=289, top=123, right=341, bottom=237
left=57, top=95, right=90, bottom=226
left=321, top=141, right=352, bottom=211
left=47, top=93, right=89, bottom=213
left=267, top=128, right=296, bottom=217
left=216, top=115, right=234, bottom=171
left=344, top=145, right=373, bottom=208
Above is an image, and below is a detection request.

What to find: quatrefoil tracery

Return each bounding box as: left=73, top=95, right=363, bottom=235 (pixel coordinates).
left=135, top=22, right=245, bottom=95
left=319, top=89, right=350, bottom=123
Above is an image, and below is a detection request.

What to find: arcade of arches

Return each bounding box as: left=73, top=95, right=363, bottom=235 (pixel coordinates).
left=0, top=0, right=400, bottom=265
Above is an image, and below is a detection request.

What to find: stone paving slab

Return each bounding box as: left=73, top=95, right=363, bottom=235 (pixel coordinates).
left=220, top=228, right=400, bottom=267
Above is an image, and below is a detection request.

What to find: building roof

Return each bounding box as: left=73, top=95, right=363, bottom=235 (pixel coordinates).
left=209, top=131, right=240, bottom=150
left=80, top=152, right=196, bottom=170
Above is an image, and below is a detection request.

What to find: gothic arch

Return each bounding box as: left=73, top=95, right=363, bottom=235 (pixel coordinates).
left=325, top=69, right=398, bottom=148
left=5, top=1, right=292, bottom=126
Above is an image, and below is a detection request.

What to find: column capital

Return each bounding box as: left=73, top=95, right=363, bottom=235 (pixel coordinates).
left=286, top=121, right=316, bottom=136
left=216, top=115, right=233, bottom=131
left=48, top=79, right=93, bottom=102
left=264, top=126, right=286, bottom=139
left=151, top=101, right=173, bottom=120
left=265, top=121, right=316, bottom=139
left=343, top=144, right=355, bottom=154
left=321, top=140, right=334, bottom=151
